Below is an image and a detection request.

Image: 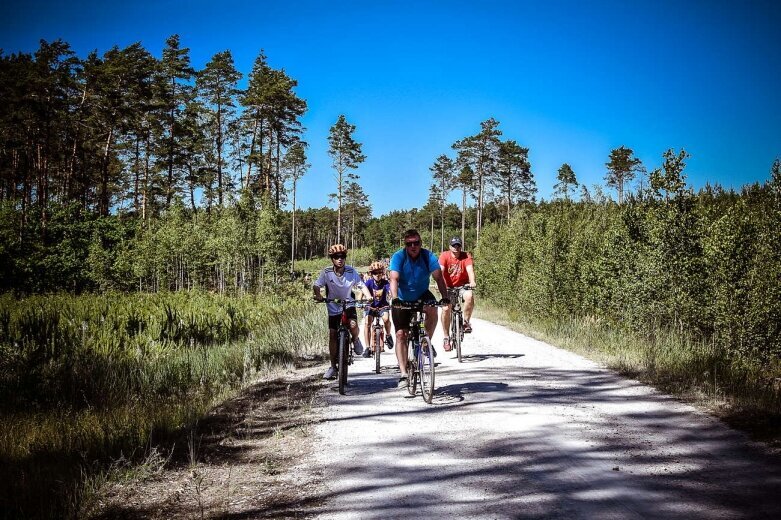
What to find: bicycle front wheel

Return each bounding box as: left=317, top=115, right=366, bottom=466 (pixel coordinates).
left=452, top=313, right=463, bottom=363
left=374, top=326, right=382, bottom=374
left=337, top=329, right=349, bottom=395
left=419, top=336, right=435, bottom=403
left=407, top=342, right=418, bottom=396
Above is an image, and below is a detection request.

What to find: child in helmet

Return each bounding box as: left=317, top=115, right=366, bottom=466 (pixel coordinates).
left=362, top=260, right=394, bottom=356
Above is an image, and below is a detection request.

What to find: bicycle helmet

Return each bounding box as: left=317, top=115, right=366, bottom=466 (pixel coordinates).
left=328, top=244, right=347, bottom=256
left=369, top=261, right=385, bottom=273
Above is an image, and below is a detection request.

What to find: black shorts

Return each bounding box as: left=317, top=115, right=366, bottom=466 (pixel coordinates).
left=328, top=307, right=358, bottom=330
left=391, top=290, right=436, bottom=331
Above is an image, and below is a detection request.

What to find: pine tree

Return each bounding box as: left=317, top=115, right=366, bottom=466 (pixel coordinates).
left=281, top=140, right=309, bottom=272
left=606, top=145, right=642, bottom=204
left=196, top=50, right=241, bottom=207
left=429, top=154, right=454, bottom=250
left=492, top=139, right=534, bottom=219
left=327, top=115, right=365, bottom=243
left=554, top=163, right=578, bottom=201
left=453, top=118, right=502, bottom=244
left=157, top=35, right=194, bottom=208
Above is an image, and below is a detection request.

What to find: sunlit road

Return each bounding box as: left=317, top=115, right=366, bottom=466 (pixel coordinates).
left=302, top=318, right=781, bottom=519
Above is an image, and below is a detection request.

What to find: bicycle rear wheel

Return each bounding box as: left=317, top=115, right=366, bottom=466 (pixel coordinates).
left=452, top=313, right=463, bottom=363
left=420, top=336, right=435, bottom=403
left=373, top=326, right=382, bottom=374
left=337, top=329, right=349, bottom=395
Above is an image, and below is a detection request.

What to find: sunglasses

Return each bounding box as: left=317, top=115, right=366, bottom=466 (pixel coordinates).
left=330, top=254, right=347, bottom=260
left=451, top=243, right=462, bottom=248
left=371, top=270, right=384, bottom=275
left=405, top=240, right=421, bottom=247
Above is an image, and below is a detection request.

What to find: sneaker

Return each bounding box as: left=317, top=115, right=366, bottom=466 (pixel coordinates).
left=443, top=337, right=452, bottom=352
left=323, top=366, right=337, bottom=380
left=353, top=338, right=364, bottom=355
left=362, top=348, right=372, bottom=358
left=397, top=376, right=408, bottom=388
left=464, top=321, right=472, bottom=333
left=385, top=336, right=394, bottom=349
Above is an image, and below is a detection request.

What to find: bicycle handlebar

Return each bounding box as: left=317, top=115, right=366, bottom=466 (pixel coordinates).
left=392, top=299, right=444, bottom=310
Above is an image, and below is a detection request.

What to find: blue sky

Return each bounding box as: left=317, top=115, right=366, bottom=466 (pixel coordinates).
left=2, top=0, right=780, bottom=215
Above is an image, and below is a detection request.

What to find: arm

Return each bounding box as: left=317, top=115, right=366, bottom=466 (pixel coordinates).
left=431, top=269, right=448, bottom=300
left=466, top=263, right=476, bottom=287
left=313, top=284, right=324, bottom=301
left=389, top=270, right=400, bottom=300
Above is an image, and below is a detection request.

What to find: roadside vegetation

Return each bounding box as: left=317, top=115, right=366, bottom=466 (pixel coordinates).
left=475, top=176, right=781, bottom=444
left=0, top=289, right=326, bottom=519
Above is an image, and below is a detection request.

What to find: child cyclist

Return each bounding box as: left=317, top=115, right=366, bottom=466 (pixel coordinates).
left=313, top=244, right=373, bottom=379
left=362, top=261, right=394, bottom=357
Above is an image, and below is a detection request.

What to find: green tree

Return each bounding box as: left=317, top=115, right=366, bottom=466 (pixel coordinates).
left=606, top=145, right=642, bottom=204
left=327, top=115, right=365, bottom=243
left=196, top=50, right=242, bottom=207
left=429, top=154, right=455, bottom=251
left=650, top=148, right=690, bottom=202
left=453, top=118, right=502, bottom=244
left=281, top=140, right=309, bottom=272
left=157, top=34, right=194, bottom=208
left=554, top=163, right=578, bottom=201
left=492, top=139, right=535, bottom=219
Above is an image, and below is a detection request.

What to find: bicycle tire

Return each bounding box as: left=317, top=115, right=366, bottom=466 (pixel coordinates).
left=407, top=342, right=418, bottom=396
left=420, top=336, right=435, bottom=403
left=337, top=328, right=349, bottom=395
left=453, top=313, right=463, bottom=363
left=374, top=325, right=382, bottom=374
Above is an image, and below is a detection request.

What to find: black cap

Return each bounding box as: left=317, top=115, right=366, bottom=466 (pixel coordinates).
left=450, top=237, right=463, bottom=246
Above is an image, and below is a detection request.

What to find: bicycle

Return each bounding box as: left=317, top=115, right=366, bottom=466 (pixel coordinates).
left=366, top=306, right=390, bottom=374
left=315, top=297, right=362, bottom=395
left=395, top=299, right=441, bottom=404
left=447, top=284, right=473, bottom=363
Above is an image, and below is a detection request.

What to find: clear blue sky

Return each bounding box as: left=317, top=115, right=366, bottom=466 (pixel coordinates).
left=2, top=0, right=780, bottom=215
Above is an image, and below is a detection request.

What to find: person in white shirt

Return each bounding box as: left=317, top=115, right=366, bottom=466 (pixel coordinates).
left=313, top=244, right=373, bottom=379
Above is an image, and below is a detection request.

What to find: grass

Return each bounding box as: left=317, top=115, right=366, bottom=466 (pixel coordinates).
left=475, top=302, right=781, bottom=449
left=0, top=287, right=328, bottom=519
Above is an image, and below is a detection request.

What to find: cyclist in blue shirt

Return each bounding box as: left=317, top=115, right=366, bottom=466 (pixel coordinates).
left=389, top=229, right=449, bottom=388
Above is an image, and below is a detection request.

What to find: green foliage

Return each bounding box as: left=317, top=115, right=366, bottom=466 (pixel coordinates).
left=0, top=287, right=324, bottom=519
left=478, top=183, right=781, bottom=371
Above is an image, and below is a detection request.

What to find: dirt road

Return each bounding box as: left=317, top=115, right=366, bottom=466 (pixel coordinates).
left=301, top=317, right=781, bottom=519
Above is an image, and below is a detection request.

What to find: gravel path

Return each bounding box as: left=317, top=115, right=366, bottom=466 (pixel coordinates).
left=302, top=317, right=781, bottom=519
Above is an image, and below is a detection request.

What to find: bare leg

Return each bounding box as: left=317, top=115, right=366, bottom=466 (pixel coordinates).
left=464, top=291, right=475, bottom=323
left=441, top=305, right=452, bottom=338
left=396, top=329, right=409, bottom=376
left=424, top=306, right=438, bottom=340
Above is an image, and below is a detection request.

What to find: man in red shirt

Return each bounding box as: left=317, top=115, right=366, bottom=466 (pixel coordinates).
left=438, top=236, right=477, bottom=351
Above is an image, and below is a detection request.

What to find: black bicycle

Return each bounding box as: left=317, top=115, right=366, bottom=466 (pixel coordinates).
left=447, top=285, right=473, bottom=362
left=395, top=299, right=441, bottom=403
left=316, top=298, right=361, bottom=395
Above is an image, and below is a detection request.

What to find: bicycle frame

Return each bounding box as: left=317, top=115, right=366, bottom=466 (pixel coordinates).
left=396, top=300, right=439, bottom=404
left=368, top=306, right=389, bottom=374
left=447, top=285, right=471, bottom=362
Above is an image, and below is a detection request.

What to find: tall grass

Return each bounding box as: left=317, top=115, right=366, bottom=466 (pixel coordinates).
left=0, top=288, right=327, bottom=519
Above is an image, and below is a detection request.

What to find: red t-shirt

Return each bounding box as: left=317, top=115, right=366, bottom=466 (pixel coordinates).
left=439, top=251, right=473, bottom=287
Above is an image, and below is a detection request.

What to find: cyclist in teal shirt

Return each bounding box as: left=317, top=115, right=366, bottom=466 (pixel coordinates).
left=389, top=229, right=449, bottom=388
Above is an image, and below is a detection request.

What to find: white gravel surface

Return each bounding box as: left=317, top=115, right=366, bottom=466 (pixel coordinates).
left=304, top=317, right=781, bottom=519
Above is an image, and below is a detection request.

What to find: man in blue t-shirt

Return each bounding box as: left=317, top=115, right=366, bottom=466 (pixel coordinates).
left=389, top=229, right=449, bottom=388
